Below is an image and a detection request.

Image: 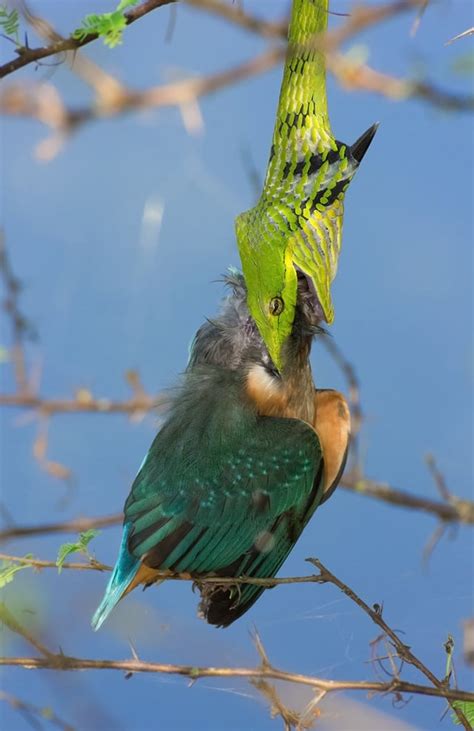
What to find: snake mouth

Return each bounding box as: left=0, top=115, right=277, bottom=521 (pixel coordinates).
left=295, top=268, right=325, bottom=324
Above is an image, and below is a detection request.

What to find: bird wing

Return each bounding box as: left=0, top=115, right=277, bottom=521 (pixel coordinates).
left=123, top=415, right=325, bottom=626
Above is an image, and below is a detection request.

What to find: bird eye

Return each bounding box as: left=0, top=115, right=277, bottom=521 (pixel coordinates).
left=269, top=297, right=284, bottom=316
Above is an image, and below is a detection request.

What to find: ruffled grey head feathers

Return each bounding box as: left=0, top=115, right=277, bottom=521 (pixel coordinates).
left=188, top=269, right=323, bottom=373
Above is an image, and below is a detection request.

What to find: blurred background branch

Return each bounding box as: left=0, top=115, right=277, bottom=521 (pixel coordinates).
left=1, top=0, right=472, bottom=161
left=1, top=232, right=473, bottom=535
left=1, top=559, right=472, bottom=728
left=1, top=1, right=473, bottom=729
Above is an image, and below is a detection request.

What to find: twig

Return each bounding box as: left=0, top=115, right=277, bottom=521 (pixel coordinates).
left=425, top=453, right=451, bottom=502
left=340, top=472, right=474, bottom=525
left=320, top=334, right=362, bottom=441
left=0, top=469, right=472, bottom=546
left=0, top=0, right=177, bottom=79
left=1, top=0, right=472, bottom=153
left=0, top=601, right=53, bottom=658
left=0, top=46, right=284, bottom=131
left=1, top=555, right=472, bottom=723
left=0, top=552, right=331, bottom=586
left=0, top=655, right=471, bottom=704
left=307, top=558, right=472, bottom=729
left=0, top=513, right=123, bottom=542
left=183, top=0, right=287, bottom=39
left=0, top=391, right=165, bottom=415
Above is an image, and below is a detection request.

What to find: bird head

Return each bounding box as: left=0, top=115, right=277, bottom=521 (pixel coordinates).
left=188, top=269, right=321, bottom=379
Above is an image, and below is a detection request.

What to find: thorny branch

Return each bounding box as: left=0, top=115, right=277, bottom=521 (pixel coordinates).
left=1, top=389, right=472, bottom=531
left=1, top=655, right=471, bottom=702
left=308, top=559, right=472, bottom=728
left=0, top=558, right=472, bottom=727
left=1, top=238, right=473, bottom=528
left=0, top=0, right=177, bottom=79
left=0, top=514, right=123, bottom=542
left=0, top=0, right=472, bottom=160
left=0, top=6, right=471, bottom=731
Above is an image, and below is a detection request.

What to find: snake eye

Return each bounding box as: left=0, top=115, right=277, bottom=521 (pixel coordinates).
left=269, top=297, right=284, bottom=316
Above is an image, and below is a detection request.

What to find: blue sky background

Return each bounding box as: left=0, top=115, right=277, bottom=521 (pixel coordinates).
left=1, top=1, right=473, bottom=729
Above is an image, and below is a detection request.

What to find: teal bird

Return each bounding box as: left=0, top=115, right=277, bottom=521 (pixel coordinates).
left=92, top=273, right=350, bottom=628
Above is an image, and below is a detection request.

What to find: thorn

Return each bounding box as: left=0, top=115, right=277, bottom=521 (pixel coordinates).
left=251, top=627, right=271, bottom=669
left=128, top=637, right=139, bottom=662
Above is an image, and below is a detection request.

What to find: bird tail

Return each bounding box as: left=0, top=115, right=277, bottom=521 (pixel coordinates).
left=91, top=525, right=139, bottom=631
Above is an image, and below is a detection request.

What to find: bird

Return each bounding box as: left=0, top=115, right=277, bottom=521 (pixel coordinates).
left=92, top=271, right=350, bottom=629
left=236, top=0, right=377, bottom=370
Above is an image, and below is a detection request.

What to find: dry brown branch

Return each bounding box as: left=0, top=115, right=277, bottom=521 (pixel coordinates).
left=1, top=234, right=471, bottom=530
left=0, top=0, right=441, bottom=81
left=0, top=654, right=472, bottom=704
left=0, top=513, right=123, bottom=542
left=2, top=555, right=472, bottom=725
left=1, top=0, right=472, bottom=155
left=320, top=334, right=362, bottom=444
left=0, top=552, right=339, bottom=588
left=307, top=559, right=471, bottom=728
left=0, top=600, right=53, bottom=659
left=183, top=0, right=287, bottom=39
left=0, top=390, right=165, bottom=415
left=1, top=561, right=473, bottom=723
left=327, top=53, right=474, bottom=110
left=0, top=468, right=472, bottom=544
left=0, top=0, right=177, bottom=79
left=0, top=553, right=112, bottom=572
left=0, top=45, right=284, bottom=125
left=340, top=472, right=474, bottom=525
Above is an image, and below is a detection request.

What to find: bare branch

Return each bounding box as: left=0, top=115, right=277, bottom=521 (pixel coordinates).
left=1, top=0, right=472, bottom=152
left=0, top=654, right=472, bottom=704
left=0, top=391, right=166, bottom=415
left=183, top=0, right=287, bottom=39
left=1, top=553, right=472, bottom=722
left=0, top=47, right=284, bottom=134
left=340, top=472, right=474, bottom=525
left=0, top=0, right=177, bottom=79
left=307, top=558, right=472, bottom=728
left=0, top=468, right=472, bottom=545
left=0, top=514, right=123, bottom=542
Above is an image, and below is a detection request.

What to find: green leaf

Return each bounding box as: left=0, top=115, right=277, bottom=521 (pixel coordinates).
left=0, top=556, right=33, bottom=589
left=56, top=529, right=100, bottom=573
left=451, top=700, right=474, bottom=726
left=0, top=5, right=20, bottom=45
left=72, top=0, right=139, bottom=48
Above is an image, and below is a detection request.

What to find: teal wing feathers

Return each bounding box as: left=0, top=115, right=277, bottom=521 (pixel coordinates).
left=123, top=414, right=324, bottom=626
